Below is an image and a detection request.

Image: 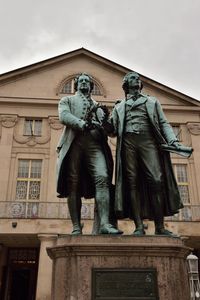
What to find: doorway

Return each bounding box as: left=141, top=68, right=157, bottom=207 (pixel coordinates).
left=2, top=248, right=38, bottom=300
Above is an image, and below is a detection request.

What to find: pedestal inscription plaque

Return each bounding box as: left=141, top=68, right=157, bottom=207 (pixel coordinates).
left=92, top=268, right=159, bottom=300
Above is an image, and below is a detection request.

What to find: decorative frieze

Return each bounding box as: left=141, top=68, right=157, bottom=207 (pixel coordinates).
left=0, top=201, right=95, bottom=219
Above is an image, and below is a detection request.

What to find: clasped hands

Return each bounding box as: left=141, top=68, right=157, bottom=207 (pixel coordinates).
left=83, top=120, right=101, bottom=131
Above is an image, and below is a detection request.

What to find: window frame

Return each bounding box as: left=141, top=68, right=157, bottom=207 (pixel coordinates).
left=23, top=119, right=42, bottom=137
left=169, top=162, right=193, bottom=221
left=173, top=163, right=190, bottom=204
left=61, top=79, right=74, bottom=94
left=91, top=82, right=102, bottom=96
left=15, top=159, right=43, bottom=201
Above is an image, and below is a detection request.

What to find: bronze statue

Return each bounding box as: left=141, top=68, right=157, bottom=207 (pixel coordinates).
left=56, top=73, right=121, bottom=235
left=104, top=72, right=192, bottom=236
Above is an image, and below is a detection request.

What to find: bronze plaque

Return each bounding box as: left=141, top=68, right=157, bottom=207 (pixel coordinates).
left=92, top=268, right=159, bottom=300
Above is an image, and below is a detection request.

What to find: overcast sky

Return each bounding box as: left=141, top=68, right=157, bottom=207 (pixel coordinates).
left=0, top=0, right=199, bottom=100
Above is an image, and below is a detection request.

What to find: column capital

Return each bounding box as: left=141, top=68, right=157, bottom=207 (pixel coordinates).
left=37, top=234, right=58, bottom=243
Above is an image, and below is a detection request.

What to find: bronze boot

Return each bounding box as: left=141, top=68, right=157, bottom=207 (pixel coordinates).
left=96, top=189, right=121, bottom=234
left=67, top=193, right=82, bottom=235
left=129, top=190, right=145, bottom=235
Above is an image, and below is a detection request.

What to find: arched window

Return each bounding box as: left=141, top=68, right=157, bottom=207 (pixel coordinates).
left=61, top=79, right=74, bottom=94
left=61, top=77, right=103, bottom=96
left=62, top=81, right=73, bottom=94
left=92, top=83, right=101, bottom=95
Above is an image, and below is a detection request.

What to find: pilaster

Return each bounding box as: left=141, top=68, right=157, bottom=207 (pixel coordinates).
left=36, top=234, right=58, bottom=300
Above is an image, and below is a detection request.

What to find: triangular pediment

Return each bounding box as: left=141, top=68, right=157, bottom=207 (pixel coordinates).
left=0, top=48, right=129, bottom=100
left=0, top=47, right=199, bottom=108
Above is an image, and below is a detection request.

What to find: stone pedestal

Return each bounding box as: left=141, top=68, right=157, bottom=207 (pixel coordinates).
left=47, top=235, right=191, bottom=300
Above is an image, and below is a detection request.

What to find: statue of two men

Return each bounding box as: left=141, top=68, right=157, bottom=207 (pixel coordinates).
left=57, top=71, right=192, bottom=235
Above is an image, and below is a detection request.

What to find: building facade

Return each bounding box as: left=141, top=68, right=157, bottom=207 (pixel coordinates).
left=0, top=48, right=200, bottom=299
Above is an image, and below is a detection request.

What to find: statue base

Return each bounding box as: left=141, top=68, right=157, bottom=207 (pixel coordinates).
left=47, top=235, right=191, bottom=300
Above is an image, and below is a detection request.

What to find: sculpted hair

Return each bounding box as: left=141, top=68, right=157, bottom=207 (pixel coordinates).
left=74, top=73, right=94, bottom=92
left=122, top=72, right=143, bottom=95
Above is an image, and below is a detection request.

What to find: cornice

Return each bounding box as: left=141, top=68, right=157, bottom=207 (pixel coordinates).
left=47, top=239, right=190, bottom=260
left=1, top=95, right=200, bottom=112
left=0, top=96, right=59, bottom=106
left=161, top=105, right=200, bottom=112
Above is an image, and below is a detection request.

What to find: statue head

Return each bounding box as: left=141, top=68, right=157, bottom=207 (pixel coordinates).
left=74, top=73, right=94, bottom=94
left=122, top=72, right=143, bottom=95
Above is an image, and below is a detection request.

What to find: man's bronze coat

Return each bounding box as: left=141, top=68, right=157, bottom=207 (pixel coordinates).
left=111, top=95, right=183, bottom=219
left=56, top=91, right=113, bottom=198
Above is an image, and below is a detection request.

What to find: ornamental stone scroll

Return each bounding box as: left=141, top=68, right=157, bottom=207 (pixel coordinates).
left=187, top=123, right=200, bottom=135
left=48, top=117, right=63, bottom=130
left=1, top=115, right=18, bottom=128
left=0, top=115, right=18, bottom=139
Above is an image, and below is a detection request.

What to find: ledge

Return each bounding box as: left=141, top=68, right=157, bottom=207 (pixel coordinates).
left=47, top=235, right=191, bottom=260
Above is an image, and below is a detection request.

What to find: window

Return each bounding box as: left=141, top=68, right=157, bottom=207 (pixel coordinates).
left=9, top=248, right=38, bottom=264
left=24, top=119, right=42, bottom=136
left=173, top=164, right=191, bottom=221
left=92, top=83, right=101, bottom=95
left=62, top=80, right=74, bottom=94
left=16, top=160, right=42, bottom=200
left=61, top=78, right=102, bottom=95
left=173, top=164, right=190, bottom=204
